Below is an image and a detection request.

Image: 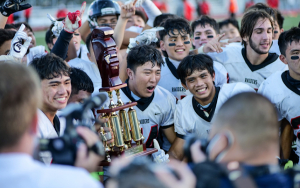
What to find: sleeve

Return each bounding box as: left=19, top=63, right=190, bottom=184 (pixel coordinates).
left=213, top=61, right=228, bottom=86
left=51, top=30, right=73, bottom=60
left=160, top=93, right=176, bottom=127
left=174, top=102, right=188, bottom=137
left=207, top=51, right=226, bottom=64
left=231, top=82, right=256, bottom=94
left=258, top=80, right=283, bottom=121
left=0, top=55, right=20, bottom=63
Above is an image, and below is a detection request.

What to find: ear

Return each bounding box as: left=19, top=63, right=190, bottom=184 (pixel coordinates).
left=242, top=35, right=249, bottom=44
left=280, top=28, right=284, bottom=33
left=212, top=72, right=215, bottom=82
left=160, top=40, right=166, bottom=51
left=279, top=54, right=288, bottom=65
left=127, top=68, right=134, bottom=80
left=181, top=82, right=188, bottom=90
left=208, top=134, right=229, bottom=161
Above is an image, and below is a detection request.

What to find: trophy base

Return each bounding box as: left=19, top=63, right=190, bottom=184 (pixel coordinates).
left=99, top=144, right=158, bottom=166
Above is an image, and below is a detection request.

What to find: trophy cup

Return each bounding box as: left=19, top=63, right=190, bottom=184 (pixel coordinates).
left=91, top=27, right=157, bottom=165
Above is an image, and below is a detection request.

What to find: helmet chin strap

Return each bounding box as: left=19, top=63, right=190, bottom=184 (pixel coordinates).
left=206, top=131, right=234, bottom=163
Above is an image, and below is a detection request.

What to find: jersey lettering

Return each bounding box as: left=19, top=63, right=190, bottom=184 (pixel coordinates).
left=141, top=125, right=158, bottom=148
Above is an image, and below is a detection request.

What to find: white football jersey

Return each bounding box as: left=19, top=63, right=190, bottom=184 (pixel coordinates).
left=258, top=71, right=300, bottom=160
left=37, top=109, right=65, bottom=139
left=208, top=46, right=287, bottom=90
left=158, top=57, right=228, bottom=100
left=102, top=85, right=176, bottom=149
left=68, top=58, right=102, bottom=94
left=77, top=44, right=90, bottom=62
left=175, top=83, right=254, bottom=139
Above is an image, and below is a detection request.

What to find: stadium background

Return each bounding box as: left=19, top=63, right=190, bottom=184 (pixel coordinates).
left=14, top=0, right=299, bottom=48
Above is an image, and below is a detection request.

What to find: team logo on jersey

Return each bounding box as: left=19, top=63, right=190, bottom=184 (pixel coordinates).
left=245, top=78, right=258, bottom=85
left=140, top=119, right=150, bottom=124
left=172, top=87, right=186, bottom=92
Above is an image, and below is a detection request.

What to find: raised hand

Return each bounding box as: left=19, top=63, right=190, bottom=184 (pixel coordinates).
left=0, top=0, right=31, bottom=17
left=121, top=0, right=138, bottom=19
left=203, top=33, right=228, bottom=53
left=63, top=1, right=86, bottom=33
left=9, top=24, right=32, bottom=59
left=47, top=13, right=64, bottom=37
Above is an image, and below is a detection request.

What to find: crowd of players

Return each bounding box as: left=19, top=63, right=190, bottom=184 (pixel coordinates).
left=0, top=0, right=300, bottom=187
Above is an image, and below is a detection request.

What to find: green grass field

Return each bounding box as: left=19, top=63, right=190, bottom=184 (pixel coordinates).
left=34, top=14, right=300, bottom=49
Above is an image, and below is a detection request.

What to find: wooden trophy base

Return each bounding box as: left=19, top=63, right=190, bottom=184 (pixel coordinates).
left=99, top=143, right=158, bottom=166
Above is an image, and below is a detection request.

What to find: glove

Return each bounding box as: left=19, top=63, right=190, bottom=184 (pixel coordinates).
left=140, top=0, right=161, bottom=27
left=152, top=139, right=170, bottom=163
left=127, top=27, right=164, bottom=53
left=47, top=13, right=64, bottom=38
left=63, top=1, right=86, bottom=33
left=0, top=0, right=31, bottom=17
left=9, top=24, right=32, bottom=60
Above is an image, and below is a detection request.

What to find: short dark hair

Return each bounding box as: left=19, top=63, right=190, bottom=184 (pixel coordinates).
left=218, top=18, right=240, bottom=31
left=276, top=10, right=284, bottom=29
left=246, top=3, right=276, bottom=21
left=191, top=15, right=219, bottom=34
left=135, top=10, right=147, bottom=24
left=240, top=10, right=273, bottom=46
left=4, top=24, right=16, bottom=30
left=86, top=33, right=92, bottom=53
left=153, top=13, right=178, bottom=27
left=127, top=45, right=164, bottom=72
left=70, top=67, right=94, bottom=95
left=278, top=27, right=300, bottom=56
left=0, top=29, right=16, bottom=48
left=30, top=53, right=70, bottom=80
left=159, top=17, right=191, bottom=57
left=153, top=13, right=178, bottom=48
left=14, top=22, right=34, bottom=34
left=177, top=54, right=215, bottom=85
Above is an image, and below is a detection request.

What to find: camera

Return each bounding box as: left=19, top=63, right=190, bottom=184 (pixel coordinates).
left=39, top=93, right=107, bottom=166
left=183, top=134, right=210, bottom=163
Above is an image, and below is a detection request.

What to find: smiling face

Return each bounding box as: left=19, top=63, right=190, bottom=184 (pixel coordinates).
left=219, top=23, right=240, bottom=40
left=183, top=69, right=215, bottom=106
left=41, top=75, right=71, bottom=112
left=244, top=18, right=273, bottom=55
left=280, top=41, right=300, bottom=80
left=192, top=24, right=217, bottom=49
left=127, top=61, right=161, bottom=98
left=160, top=29, right=191, bottom=61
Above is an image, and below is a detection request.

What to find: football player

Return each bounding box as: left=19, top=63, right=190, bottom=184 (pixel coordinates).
left=201, top=10, right=287, bottom=90
left=258, top=27, right=300, bottom=163
left=168, top=54, right=254, bottom=160
left=158, top=17, right=228, bottom=100
left=102, top=45, right=176, bottom=151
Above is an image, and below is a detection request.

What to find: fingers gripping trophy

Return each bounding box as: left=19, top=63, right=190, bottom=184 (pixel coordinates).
left=92, top=26, right=158, bottom=164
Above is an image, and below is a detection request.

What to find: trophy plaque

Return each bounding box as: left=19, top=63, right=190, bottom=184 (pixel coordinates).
left=91, top=27, right=157, bottom=165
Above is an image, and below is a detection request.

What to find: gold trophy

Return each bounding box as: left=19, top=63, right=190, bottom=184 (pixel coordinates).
left=91, top=27, right=155, bottom=165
